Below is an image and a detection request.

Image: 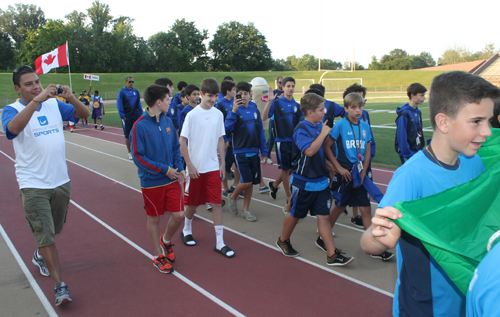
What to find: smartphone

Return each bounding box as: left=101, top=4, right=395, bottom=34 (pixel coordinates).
left=235, top=93, right=242, bottom=100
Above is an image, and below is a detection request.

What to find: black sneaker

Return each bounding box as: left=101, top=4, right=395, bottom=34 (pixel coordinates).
left=327, top=248, right=354, bottom=266
left=350, top=215, right=364, bottom=229
left=315, top=236, right=327, bottom=253
left=371, top=251, right=394, bottom=261
left=269, top=181, right=279, bottom=200
left=276, top=237, right=299, bottom=257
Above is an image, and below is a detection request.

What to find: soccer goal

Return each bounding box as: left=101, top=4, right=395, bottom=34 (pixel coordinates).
left=293, top=79, right=315, bottom=93
left=322, top=78, right=363, bottom=93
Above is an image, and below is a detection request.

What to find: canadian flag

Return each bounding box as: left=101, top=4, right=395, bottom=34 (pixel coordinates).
left=34, top=44, right=69, bottom=75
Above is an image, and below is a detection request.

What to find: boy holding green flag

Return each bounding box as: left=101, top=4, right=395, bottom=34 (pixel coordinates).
left=361, top=71, right=500, bottom=316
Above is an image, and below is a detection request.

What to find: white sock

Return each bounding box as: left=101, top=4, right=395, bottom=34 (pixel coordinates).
left=215, top=225, right=225, bottom=250
left=162, top=236, right=170, bottom=244
left=183, top=217, right=193, bottom=236
left=36, top=250, right=43, bottom=259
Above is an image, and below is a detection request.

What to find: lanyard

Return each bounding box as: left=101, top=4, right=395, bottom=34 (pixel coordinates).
left=412, top=108, right=422, bottom=136
left=348, top=118, right=362, bottom=161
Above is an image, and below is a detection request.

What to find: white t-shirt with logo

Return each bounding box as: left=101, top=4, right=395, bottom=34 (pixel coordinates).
left=180, top=106, right=225, bottom=174
left=2, top=99, right=75, bottom=189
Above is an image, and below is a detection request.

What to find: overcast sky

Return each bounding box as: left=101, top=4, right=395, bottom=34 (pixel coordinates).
left=4, top=0, right=499, bottom=67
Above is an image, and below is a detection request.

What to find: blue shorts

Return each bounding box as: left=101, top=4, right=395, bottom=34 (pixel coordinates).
left=234, top=153, right=261, bottom=184
left=225, top=145, right=235, bottom=173
left=290, top=185, right=331, bottom=219
left=123, top=115, right=141, bottom=139
left=276, top=141, right=292, bottom=170
left=331, top=174, right=370, bottom=207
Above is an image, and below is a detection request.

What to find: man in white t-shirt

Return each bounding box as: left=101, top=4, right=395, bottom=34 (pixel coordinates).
left=179, top=78, right=235, bottom=258
left=1, top=65, right=90, bottom=306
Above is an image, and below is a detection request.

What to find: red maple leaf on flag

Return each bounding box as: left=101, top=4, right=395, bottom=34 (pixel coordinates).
left=43, top=54, right=56, bottom=65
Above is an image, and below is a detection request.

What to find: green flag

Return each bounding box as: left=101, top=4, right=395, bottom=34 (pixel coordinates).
left=477, top=128, right=500, bottom=168
left=393, top=159, right=500, bottom=295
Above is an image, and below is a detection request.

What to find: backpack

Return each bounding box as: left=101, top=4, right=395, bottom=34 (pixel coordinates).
left=394, top=109, right=422, bottom=153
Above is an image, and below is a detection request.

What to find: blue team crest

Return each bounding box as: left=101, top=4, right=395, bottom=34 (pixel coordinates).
left=37, top=116, right=48, bottom=126
left=166, top=127, right=171, bottom=135
left=327, top=199, right=331, bottom=209
left=254, top=112, right=257, bottom=120
left=324, top=108, right=327, bottom=113
left=363, top=130, right=366, bottom=138
left=170, top=108, right=174, bottom=115
left=294, top=106, right=297, bottom=113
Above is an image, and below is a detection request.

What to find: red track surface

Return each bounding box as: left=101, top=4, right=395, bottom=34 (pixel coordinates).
left=0, top=126, right=394, bottom=316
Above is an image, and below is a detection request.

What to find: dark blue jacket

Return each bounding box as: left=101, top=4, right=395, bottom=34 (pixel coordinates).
left=225, top=105, right=268, bottom=157
left=117, top=86, right=143, bottom=119
left=395, top=103, right=424, bottom=158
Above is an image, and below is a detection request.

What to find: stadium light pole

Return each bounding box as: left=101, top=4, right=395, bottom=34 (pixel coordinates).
left=352, top=0, right=355, bottom=72
left=318, top=0, right=322, bottom=71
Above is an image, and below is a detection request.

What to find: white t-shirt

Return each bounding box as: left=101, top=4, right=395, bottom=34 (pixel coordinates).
left=3, top=99, right=75, bottom=189
left=180, top=106, right=225, bottom=174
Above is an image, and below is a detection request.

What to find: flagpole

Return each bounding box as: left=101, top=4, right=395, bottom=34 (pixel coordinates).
left=66, top=41, right=73, bottom=91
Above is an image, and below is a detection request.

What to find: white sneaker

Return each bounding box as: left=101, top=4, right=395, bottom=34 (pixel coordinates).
left=241, top=210, right=257, bottom=222
left=128, top=153, right=132, bottom=160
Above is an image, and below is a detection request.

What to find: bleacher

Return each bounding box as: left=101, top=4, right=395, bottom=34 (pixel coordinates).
left=470, top=53, right=500, bottom=87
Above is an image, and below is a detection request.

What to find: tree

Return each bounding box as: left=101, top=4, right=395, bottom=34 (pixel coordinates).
left=169, top=19, right=208, bottom=71
left=209, top=21, right=272, bottom=71
left=438, top=45, right=474, bottom=65
left=368, top=55, right=383, bottom=70
left=0, top=4, right=45, bottom=50
left=419, top=52, right=436, bottom=67
left=296, top=54, right=317, bottom=71
left=475, top=43, right=499, bottom=60
left=0, top=32, right=15, bottom=70
left=321, top=59, right=342, bottom=70
left=87, top=0, right=113, bottom=35
left=389, top=48, right=408, bottom=59
left=343, top=61, right=365, bottom=70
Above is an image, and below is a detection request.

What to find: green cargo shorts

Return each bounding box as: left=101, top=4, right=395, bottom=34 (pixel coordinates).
left=20, top=182, right=71, bottom=247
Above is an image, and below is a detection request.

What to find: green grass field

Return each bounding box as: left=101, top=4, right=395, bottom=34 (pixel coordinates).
left=90, top=92, right=427, bottom=169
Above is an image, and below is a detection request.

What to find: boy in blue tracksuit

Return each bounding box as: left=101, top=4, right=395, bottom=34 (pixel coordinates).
left=276, top=93, right=354, bottom=266
left=396, top=83, right=427, bottom=165
left=179, top=84, right=199, bottom=134
left=169, top=81, right=187, bottom=133
left=226, top=82, right=268, bottom=222
left=262, top=77, right=304, bottom=207
left=130, top=84, right=185, bottom=274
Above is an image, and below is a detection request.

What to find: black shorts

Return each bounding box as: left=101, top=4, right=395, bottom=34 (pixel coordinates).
left=290, top=185, right=331, bottom=219
left=331, top=171, right=370, bottom=207
left=225, top=145, right=235, bottom=173
left=234, top=153, right=261, bottom=184
left=123, top=115, right=141, bottom=139
left=276, top=141, right=292, bottom=170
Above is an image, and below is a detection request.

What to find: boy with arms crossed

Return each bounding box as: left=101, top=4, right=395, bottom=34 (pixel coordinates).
left=361, top=71, right=500, bottom=316
left=395, top=83, right=427, bottom=164
left=179, top=78, right=234, bottom=258
left=262, top=77, right=304, bottom=206
left=130, top=84, right=185, bottom=274
left=226, top=82, right=268, bottom=222
left=276, top=93, right=353, bottom=266
left=323, top=93, right=393, bottom=260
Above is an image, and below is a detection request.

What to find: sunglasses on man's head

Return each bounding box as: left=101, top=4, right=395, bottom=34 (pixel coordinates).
left=14, top=65, right=33, bottom=73
left=277, top=81, right=282, bottom=84
left=128, top=81, right=134, bottom=83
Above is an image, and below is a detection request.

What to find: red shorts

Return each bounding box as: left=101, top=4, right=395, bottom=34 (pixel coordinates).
left=142, top=182, right=184, bottom=216
left=184, top=170, right=221, bottom=206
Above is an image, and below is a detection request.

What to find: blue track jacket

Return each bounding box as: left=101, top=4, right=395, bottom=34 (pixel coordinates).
left=130, top=111, right=184, bottom=188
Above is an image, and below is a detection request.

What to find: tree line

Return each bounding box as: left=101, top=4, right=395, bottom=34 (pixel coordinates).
left=1, top=3, right=498, bottom=73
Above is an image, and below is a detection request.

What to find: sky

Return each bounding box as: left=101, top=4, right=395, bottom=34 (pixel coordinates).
left=3, top=0, right=499, bottom=68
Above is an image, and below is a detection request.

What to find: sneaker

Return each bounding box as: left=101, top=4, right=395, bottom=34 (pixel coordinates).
left=206, top=203, right=212, bottom=211
left=259, top=185, right=270, bottom=194
left=229, top=199, right=238, bottom=215
left=70, top=128, right=74, bottom=133
left=241, top=210, right=257, bottom=222
left=94, top=125, right=97, bottom=129
left=343, top=209, right=348, bottom=216
left=221, top=200, right=226, bottom=208
left=54, top=283, right=72, bottom=306
left=153, top=254, right=173, bottom=273
left=350, top=215, right=364, bottom=229
left=32, top=251, right=50, bottom=277
left=371, top=251, right=394, bottom=261
left=266, top=158, right=273, bottom=165
left=128, top=152, right=133, bottom=160
left=269, top=181, right=279, bottom=200
left=327, top=248, right=354, bottom=266
left=315, top=236, right=327, bottom=253
left=159, top=235, right=175, bottom=263
left=222, top=190, right=231, bottom=198
left=100, top=125, right=105, bottom=130
left=276, top=237, right=299, bottom=257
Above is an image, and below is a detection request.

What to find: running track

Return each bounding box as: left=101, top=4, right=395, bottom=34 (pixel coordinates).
left=0, top=123, right=396, bottom=316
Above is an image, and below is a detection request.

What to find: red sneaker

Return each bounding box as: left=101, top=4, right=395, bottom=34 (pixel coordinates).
left=160, top=235, right=175, bottom=263
left=153, top=255, right=173, bottom=274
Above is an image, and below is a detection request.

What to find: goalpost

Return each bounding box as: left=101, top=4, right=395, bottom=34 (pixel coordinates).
left=321, top=78, right=363, bottom=93
left=292, top=79, right=315, bottom=93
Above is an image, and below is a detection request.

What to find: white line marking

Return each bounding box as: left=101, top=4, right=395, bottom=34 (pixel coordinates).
left=371, top=125, right=433, bottom=132
left=65, top=141, right=132, bottom=163
left=0, top=225, right=58, bottom=317
left=63, top=131, right=124, bottom=146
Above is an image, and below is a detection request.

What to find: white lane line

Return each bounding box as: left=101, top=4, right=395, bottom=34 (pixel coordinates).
left=63, top=131, right=124, bottom=146
left=65, top=141, right=132, bottom=163
left=68, top=127, right=124, bottom=137
left=66, top=159, right=392, bottom=297
left=69, top=200, right=245, bottom=317
left=0, top=152, right=57, bottom=317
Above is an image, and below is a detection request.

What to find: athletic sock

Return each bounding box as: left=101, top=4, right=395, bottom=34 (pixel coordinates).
left=215, top=225, right=225, bottom=250
left=183, top=217, right=193, bottom=236
left=162, top=236, right=170, bottom=245
left=36, top=250, right=43, bottom=259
